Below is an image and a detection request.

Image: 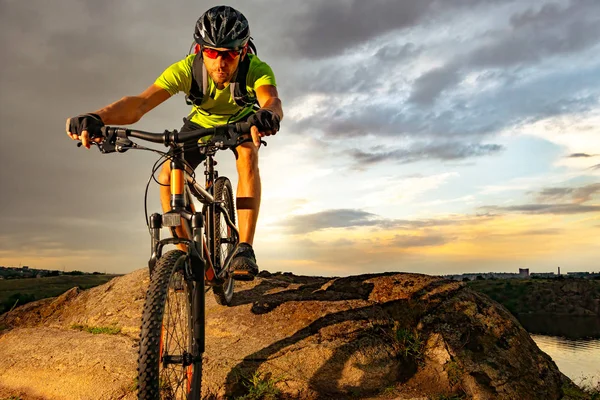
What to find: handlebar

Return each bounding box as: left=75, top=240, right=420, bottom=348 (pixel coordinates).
left=80, top=122, right=254, bottom=154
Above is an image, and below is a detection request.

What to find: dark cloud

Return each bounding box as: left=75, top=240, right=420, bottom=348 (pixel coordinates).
left=572, top=183, right=600, bottom=204
left=473, top=1, right=600, bottom=67
left=482, top=204, right=600, bottom=215
left=348, top=142, right=503, bottom=166
left=375, top=42, right=422, bottom=62
left=283, top=209, right=380, bottom=234
left=408, top=0, right=600, bottom=105
left=534, top=183, right=600, bottom=204
left=590, top=164, right=600, bottom=170
left=535, top=187, right=575, bottom=203
left=280, top=209, right=494, bottom=234
left=568, top=153, right=595, bottom=157
left=487, top=183, right=600, bottom=216
left=408, top=65, right=461, bottom=105
left=285, top=0, right=434, bottom=59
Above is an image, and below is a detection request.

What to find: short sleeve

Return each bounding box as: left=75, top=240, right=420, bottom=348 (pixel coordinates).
left=154, top=55, right=195, bottom=96
left=247, top=55, right=277, bottom=91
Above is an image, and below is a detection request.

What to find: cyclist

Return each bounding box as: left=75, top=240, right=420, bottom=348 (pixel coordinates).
left=66, top=5, right=283, bottom=281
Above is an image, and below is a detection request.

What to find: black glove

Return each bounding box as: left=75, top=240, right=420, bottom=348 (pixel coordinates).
left=247, top=109, right=280, bottom=132
left=68, top=113, right=105, bottom=139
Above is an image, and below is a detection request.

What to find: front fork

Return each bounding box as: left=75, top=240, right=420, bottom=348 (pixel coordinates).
left=148, top=211, right=207, bottom=372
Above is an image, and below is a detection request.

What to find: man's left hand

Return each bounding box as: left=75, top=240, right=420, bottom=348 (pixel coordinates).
left=248, top=109, right=280, bottom=147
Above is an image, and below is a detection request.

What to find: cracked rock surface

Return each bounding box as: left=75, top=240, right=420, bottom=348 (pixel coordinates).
left=0, top=270, right=582, bottom=399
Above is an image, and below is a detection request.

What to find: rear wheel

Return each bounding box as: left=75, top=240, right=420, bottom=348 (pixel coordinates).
left=211, top=176, right=236, bottom=305
left=137, top=250, right=202, bottom=399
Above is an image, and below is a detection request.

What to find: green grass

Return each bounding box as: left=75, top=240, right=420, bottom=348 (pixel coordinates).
left=446, top=361, right=462, bottom=387
left=71, top=323, right=122, bottom=335
left=0, top=275, right=119, bottom=314
left=393, top=324, right=424, bottom=361
left=235, top=371, right=284, bottom=400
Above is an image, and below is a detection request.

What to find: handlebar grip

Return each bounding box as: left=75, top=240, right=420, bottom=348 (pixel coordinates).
left=100, top=126, right=129, bottom=138
left=236, top=122, right=252, bottom=134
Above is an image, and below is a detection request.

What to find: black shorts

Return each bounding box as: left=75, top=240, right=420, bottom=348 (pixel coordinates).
left=177, top=116, right=253, bottom=171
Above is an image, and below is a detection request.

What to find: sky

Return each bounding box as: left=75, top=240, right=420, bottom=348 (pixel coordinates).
left=0, top=0, right=599, bottom=276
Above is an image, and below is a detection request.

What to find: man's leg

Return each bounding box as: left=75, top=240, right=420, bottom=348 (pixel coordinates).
left=231, top=141, right=261, bottom=280
left=235, top=141, right=261, bottom=244
left=158, top=162, right=188, bottom=252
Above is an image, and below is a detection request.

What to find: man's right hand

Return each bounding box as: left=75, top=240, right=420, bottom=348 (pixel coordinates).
left=66, top=113, right=105, bottom=149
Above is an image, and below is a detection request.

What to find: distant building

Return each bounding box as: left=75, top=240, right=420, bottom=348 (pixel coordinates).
left=519, top=268, right=529, bottom=277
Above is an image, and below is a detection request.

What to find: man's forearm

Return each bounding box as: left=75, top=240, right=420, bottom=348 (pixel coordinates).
left=94, top=96, right=146, bottom=125
left=261, top=97, right=284, bottom=121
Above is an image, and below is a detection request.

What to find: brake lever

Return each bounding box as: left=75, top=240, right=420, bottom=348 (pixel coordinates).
left=76, top=137, right=134, bottom=153
left=76, top=141, right=100, bottom=149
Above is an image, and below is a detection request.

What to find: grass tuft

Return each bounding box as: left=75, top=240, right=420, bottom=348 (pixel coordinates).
left=392, top=323, right=423, bottom=361
left=71, top=323, right=122, bottom=335
left=235, top=371, right=284, bottom=400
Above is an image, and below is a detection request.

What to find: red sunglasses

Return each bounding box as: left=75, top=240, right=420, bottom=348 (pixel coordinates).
left=196, top=45, right=242, bottom=61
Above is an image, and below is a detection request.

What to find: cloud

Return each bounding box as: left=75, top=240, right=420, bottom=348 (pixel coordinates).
left=572, top=183, right=600, bottom=203
left=482, top=204, right=600, bottom=215
left=283, top=0, right=434, bottom=59
left=408, top=65, right=461, bottom=105
left=535, top=187, right=576, bottom=203
left=283, top=209, right=380, bottom=234
left=568, top=153, right=595, bottom=158
left=348, top=141, right=503, bottom=166
left=280, top=209, right=494, bottom=234
left=484, top=183, right=600, bottom=215
left=408, top=0, right=600, bottom=105
left=534, top=183, right=600, bottom=204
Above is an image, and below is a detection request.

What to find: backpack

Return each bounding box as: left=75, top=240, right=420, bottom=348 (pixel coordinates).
left=185, top=39, right=259, bottom=110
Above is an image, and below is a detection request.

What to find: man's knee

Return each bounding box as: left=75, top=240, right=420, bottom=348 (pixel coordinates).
left=158, top=162, right=171, bottom=185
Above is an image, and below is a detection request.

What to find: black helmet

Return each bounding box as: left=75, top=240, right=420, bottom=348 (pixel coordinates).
left=194, top=6, right=250, bottom=50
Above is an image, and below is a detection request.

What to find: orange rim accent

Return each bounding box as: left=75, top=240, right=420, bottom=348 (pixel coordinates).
left=171, top=169, right=184, bottom=195
left=186, top=365, right=193, bottom=393
left=159, top=323, right=165, bottom=362
left=203, top=241, right=216, bottom=281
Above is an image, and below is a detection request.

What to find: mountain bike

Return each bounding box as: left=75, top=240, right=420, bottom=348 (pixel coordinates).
left=80, top=122, right=255, bottom=399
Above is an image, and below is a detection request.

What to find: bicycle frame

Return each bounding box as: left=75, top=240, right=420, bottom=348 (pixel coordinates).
left=147, top=149, right=239, bottom=281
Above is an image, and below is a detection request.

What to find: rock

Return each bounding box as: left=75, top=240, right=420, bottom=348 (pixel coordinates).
left=0, top=270, right=587, bottom=399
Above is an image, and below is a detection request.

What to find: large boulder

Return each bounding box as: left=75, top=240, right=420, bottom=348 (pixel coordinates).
left=0, top=270, right=585, bottom=399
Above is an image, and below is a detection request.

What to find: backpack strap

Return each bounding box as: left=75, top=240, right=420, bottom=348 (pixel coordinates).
left=186, top=54, right=207, bottom=107
left=229, top=55, right=257, bottom=107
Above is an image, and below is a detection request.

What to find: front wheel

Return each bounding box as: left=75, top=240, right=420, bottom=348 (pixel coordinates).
left=211, top=176, right=236, bottom=305
left=137, top=250, right=202, bottom=399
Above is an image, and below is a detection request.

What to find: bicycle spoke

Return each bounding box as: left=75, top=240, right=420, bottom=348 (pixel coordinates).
left=157, top=266, right=194, bottom=398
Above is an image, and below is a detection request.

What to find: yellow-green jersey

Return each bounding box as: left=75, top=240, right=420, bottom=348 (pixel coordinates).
left=154, top=54, right=276, bottom=128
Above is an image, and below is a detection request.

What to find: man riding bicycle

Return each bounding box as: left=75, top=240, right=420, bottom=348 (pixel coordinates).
left=66, top=5, right=283, bottom=281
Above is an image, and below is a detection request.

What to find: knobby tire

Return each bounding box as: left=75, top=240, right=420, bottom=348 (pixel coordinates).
left=137, top=250, right=202, bottom=399
left=211, top=177, right=236, bottom=306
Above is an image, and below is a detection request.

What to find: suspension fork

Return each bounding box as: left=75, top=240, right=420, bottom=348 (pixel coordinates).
left=204, top=155, right=217, bottom=268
